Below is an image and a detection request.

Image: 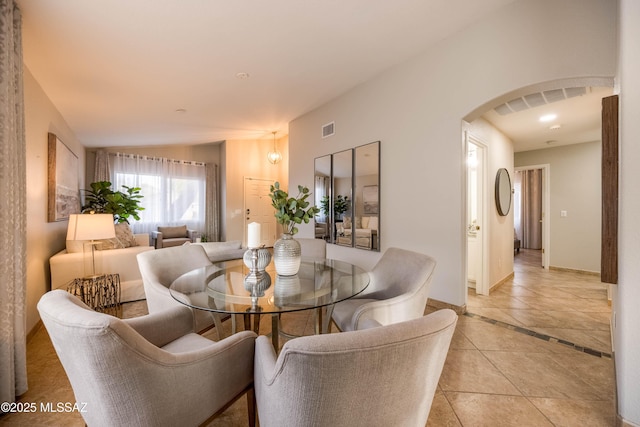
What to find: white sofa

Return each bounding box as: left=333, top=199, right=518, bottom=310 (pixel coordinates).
left=340, top=216, right=379, bottom=250
left=188, top=240, right=246, bottom=263
left=49, top=234, right=154, bottom=302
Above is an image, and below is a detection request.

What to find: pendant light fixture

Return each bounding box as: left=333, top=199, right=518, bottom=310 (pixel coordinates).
left=267, top=131, right=282, bottom=164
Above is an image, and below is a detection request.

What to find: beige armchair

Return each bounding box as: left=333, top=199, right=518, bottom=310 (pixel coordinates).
left=254, top=309, right=457, bottom=427
left=331, top=247, right=436, bottom=332
left=137, top=245, right=227, bottom=339
left=38, top=290, right=257, bottom=427
left=151, top=224, right=197, bottom=249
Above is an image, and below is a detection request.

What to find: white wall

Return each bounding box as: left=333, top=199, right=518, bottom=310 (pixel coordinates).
left=222, top=137, right=288, bottom=243
left=515, top=141, right=602, bottom=273
left=615, top=0, right=640, bottom=423
left=24, top=68, right=85, bottom=333
left=289, top=0, right=616, bottom=307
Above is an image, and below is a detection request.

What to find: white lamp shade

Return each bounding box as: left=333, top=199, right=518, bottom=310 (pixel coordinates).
left=67, top=214, right=116, bottom=241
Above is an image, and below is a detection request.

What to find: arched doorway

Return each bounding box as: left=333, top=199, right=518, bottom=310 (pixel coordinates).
left=462, top=77, right=614, bottom=300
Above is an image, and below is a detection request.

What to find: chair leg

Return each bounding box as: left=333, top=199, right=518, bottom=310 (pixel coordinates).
left=212, top=313, right=224, bottom=341
left=247, top=386, right=256, bottom=427
left=231, top=313, right=237, bottom=334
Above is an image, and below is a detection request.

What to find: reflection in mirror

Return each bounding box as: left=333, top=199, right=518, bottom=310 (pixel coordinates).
left=314, top=155, right=331, bottom=242
left=333, top=149, right=353, bottom=247
left=354, top=141, right=380, bottom=251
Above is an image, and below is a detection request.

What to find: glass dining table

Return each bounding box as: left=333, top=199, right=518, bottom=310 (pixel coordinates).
left=169, top=257, right=370, bottom=349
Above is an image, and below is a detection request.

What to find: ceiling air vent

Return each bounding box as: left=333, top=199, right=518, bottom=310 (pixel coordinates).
left=493, top=87, right=591, bottom=116
left=564, top=87, right=587, bottom=98
left=523, top=92, right=546, bottom=108
left=322, top=122, right=335, bottom=138
left=542, top=89, right=565, bottom=103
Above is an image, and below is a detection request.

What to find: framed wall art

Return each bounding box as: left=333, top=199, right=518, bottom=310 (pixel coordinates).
left=48, top=132, right=80, bottom=222
left=363, top=185, right=379, bottom=214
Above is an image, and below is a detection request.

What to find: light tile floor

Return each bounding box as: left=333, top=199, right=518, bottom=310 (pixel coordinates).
left=1, top=249, right=615, bottom=426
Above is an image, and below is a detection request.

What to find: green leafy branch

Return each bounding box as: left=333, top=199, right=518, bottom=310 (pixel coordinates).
left=81, top=181, right=145, bottom=224
left=269, top=182, right=320, bottom=235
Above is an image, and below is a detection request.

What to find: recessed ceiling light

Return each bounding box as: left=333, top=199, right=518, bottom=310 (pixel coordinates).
left=549, top=124, right=562, bottom=130
left=235, top=72, right=250, bottom=79
left=539, top=114, right=557, bottom=122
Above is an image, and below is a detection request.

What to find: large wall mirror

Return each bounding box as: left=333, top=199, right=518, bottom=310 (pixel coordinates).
left=313, top=155, right=331, bottom=241
left=495, top=168, right=512, bottom=216
left=313, top=141, right=380, bottom=251
left=332, top=149, right=353, bottom=246
left=354, top=141, right=380, bottom=250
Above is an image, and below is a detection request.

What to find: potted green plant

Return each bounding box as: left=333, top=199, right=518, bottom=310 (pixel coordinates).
left=320, top=194, right=350, bottom=219
left=269, top=182, right=320, bottom=275
left=81, top=181, right=145, bottom=224
left=270, top=182, right=320, bottom=235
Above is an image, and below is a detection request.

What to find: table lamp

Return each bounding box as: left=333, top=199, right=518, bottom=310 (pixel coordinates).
left=67, top=213, right=116, bottom=277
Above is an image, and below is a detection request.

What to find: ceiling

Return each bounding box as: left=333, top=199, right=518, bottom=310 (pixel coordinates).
left=482, top=86, right=612, bottom=153
left=17, top=0, right=517, bottom=147
left=18, top=1, right=606, bottom=151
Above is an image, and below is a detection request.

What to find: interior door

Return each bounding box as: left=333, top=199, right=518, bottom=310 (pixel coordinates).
left=466, top=133, right=488, bottom=295
left=244, top=178, right=277, bottom=247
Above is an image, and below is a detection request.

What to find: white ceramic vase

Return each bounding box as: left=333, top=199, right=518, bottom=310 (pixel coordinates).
left=273, top=233, right=301, bottom=276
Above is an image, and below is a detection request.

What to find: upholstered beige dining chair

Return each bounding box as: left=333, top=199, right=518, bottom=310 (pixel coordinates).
left=330, top=247, right=437, bottom=332
left=297, top=237, right=327, bottom=259
left=38, top=290, right=257, bottom=427
left=137, top=245, right=225, bottom=338
left=254, top=309, right=457, bottom=427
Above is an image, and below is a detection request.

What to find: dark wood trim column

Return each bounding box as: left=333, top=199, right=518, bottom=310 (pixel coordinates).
left=601, top=94, right=618, bottom=284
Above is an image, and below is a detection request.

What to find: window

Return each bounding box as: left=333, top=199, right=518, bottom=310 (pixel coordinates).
left=110, top=154, right=206, bottom=235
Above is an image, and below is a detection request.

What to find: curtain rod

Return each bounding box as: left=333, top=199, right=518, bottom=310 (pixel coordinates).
left=107, top=151, right=206, bottom=167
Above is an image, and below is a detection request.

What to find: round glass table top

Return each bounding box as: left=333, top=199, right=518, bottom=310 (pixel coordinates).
left=169, top=258, right=370, bottom=315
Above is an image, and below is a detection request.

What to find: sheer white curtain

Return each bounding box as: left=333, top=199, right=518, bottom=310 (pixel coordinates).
left=205, top=163, right=220, bottom=242
left=315, top=175, right=329, bottom=223
left=0, top=0, right=28, bottom=403
left=93, top=149, right=111, bottom=182
left=109, top=154, right=206, bottom=235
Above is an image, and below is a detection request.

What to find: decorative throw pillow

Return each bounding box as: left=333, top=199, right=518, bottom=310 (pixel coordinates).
left=65, top=240, right=86, bottom=253
left=114, top=222, right=137, bottom=248
left=96, top=238, right=122, bottom=251
left=158, top=225, right=187, bottom=239
left=361, top=216, right=370, bottom=229
left=367, top=216, right=379, bottom=230
left=343, top=217, right=352, bottom=228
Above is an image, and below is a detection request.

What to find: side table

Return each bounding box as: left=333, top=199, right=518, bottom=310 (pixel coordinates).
left=67, top=273, right=121, bottom=317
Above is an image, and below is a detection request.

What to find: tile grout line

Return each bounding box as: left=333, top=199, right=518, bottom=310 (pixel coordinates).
left=463, top=311, right=612, bottom=359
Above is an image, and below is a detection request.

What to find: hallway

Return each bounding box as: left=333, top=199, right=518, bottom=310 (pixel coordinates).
left=466, top=249, right=611, bottom=356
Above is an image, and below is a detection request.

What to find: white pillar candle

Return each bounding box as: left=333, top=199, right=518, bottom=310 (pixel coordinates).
left=247, top=222, right=261, bottom=248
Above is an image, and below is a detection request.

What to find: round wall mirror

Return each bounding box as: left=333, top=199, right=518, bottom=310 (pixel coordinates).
left=495, top=168, right=512, bottom=216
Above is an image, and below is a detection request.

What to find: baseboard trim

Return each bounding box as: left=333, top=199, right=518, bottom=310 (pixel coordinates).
left=617, top=415, right=640, bottom=427
left=549, top=266, right=601, bottom=276
left=427, top=298, right=466, bottom=315
left=27, top=320, right=44, bottom=344
left=489, top=271, right=514, bottom=293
